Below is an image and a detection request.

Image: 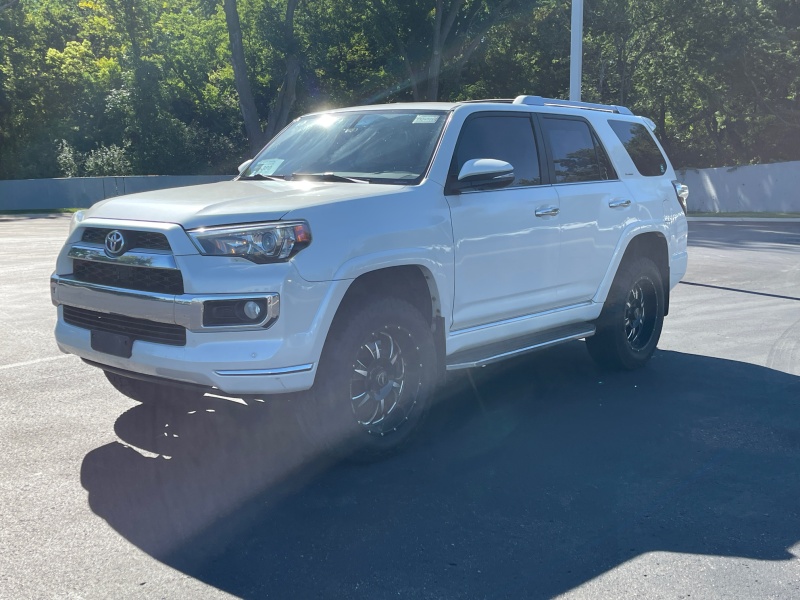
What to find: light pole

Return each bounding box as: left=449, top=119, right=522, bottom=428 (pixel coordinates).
left=569, top=0, right=583, bottom=101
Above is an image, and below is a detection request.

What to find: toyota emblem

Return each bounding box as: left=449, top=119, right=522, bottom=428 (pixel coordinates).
left=104, top=230, right=127, bottom=257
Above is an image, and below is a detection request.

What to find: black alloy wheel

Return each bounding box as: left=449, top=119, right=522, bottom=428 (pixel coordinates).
left=297, top=297, right=438, bottom=461
left=586, top=256, right=665, bottom=370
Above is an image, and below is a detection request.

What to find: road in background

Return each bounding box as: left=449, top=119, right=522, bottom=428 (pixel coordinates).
left=1, top=216, right=798, bottom=599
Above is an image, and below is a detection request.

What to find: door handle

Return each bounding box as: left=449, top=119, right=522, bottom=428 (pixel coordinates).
left=608, top=198, right=632, bottom=208
left=535, top=206, right=560, bottom=217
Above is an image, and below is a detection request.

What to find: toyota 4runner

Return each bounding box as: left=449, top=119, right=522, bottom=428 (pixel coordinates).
left=52, top=95, right=689, bottom=458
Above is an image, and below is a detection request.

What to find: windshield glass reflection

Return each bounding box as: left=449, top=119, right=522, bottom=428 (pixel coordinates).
left=242, top=110, right=448, bottom=184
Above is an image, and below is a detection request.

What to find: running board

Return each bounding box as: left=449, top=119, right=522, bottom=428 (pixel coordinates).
left=445, top=324, right=596, bottom=370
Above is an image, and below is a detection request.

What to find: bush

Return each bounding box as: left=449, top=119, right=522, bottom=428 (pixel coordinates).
left=55, top=140, right=133, bottom=177
left=83, top=143, right=132, bottom=176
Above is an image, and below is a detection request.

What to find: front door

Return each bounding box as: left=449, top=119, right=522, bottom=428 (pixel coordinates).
left=446, top=112, right=562, bottom=332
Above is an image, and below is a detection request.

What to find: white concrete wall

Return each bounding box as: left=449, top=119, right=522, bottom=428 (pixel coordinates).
left=0, top=175, right=231, bottom=212
left=676, top=161, right=800, bottom=213
left=1, top=163, right=799, bottom=213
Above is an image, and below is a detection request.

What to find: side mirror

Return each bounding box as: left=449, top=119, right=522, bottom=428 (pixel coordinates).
left=237, top=159, right=253, bottom=174
left=449, top=158, right=515, bottom=193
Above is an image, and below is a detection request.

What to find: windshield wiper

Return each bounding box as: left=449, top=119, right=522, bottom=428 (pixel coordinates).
left=238, top=173, right=286, bottom=181
left=290, top=172, right=369, bottom=184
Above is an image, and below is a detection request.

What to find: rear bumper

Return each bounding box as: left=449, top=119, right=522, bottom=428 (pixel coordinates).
left=670, top=250, right=688, bottom=289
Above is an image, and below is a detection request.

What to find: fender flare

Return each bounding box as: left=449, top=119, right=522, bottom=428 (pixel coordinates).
left=302, top=251, right=452, bottom=384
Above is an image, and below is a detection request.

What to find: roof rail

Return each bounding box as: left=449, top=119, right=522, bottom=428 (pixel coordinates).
left=512, top=95, right=634, bottom=115
left=459, top=98, right=514, bottom=104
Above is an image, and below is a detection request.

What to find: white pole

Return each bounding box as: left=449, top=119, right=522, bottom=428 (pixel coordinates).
left=569, top=0, right=583, bottom=101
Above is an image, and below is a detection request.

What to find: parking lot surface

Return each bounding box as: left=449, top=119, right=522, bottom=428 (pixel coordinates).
left=1, top=216, right=799, bottom=599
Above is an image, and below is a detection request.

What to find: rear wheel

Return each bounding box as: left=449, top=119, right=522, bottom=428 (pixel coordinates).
left=297, top=297, right=438, bottom=461
left=586, top=257, right=665, bottom=370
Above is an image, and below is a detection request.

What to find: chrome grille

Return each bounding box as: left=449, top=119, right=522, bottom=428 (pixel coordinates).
left=81, top=228, right=171, bottom=251
left=73, top=260, right=184, bottom=294
left=63, top=306, right=186, bottom=346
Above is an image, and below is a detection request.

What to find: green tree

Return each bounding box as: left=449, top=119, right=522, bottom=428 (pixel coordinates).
left=220, top=0, right=303, bottom=153
left=366, top=0, right=534, bottom=101
left=1, top=0, right=800, bottom=179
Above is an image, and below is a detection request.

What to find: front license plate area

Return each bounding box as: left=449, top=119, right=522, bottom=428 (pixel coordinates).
left=91, top=330, right=133, bottom=358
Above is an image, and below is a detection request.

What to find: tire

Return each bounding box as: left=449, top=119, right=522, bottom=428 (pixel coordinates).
left=104, top=370, right=174, bottom=403
left=586, top=256, right=665, bottom=370
left=296, top=297, right=438, bottom=461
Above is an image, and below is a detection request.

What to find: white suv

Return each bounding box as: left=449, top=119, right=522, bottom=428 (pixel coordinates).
left=52, top=96, right=688, bottom=457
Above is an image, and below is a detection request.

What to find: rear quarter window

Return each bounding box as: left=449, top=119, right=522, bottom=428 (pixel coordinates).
left=608, top=120, right=668, bottom=177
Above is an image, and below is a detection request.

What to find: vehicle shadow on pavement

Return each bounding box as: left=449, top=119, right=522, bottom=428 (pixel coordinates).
left=81, top=343, right=800, bottom=599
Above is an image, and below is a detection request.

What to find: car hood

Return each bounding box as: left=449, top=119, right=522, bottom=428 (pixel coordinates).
left=84, top=180, right=409, bottom=229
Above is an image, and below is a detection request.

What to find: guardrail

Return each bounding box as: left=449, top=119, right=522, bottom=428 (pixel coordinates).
left=1, top=162, right=799, bottom=213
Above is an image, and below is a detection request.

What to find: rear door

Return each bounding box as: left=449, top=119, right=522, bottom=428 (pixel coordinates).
left=539, top=115, right=631, bottom=305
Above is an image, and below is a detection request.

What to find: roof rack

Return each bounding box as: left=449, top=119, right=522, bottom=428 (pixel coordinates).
left=459, top=99, right=514, bottom=104
left=512, top=95, right=633, bottom=115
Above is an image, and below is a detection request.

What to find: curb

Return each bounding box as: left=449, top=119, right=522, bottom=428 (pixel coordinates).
left=688, top=216, right=800, bottom=223
left=4, top=213, right=800, bottom=224
left=0, top=213, right=74, bottom=221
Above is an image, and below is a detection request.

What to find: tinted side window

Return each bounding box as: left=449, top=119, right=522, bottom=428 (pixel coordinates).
left=452, top=115, right=541, bottom=187
left=608, top=120, right=667, bottom=176
left=542, top=117, right=614, bottom=183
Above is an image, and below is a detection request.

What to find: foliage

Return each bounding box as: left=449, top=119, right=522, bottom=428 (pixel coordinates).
left=0, top=0, right=798, bottom=179
left=57, top=139, right=132, bottom=176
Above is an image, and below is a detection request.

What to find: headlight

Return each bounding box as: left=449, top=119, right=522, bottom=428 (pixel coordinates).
left=187, top=221, right=311, bottom=264
left=68, top=210, right=85, bottom=235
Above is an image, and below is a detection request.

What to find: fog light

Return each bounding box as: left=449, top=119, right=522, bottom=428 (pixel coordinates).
left=243, top=300, right=262, bottom=320
left=203, top=297, right=274, bottom=327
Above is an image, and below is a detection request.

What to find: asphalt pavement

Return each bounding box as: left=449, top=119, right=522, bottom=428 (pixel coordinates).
left=1, top=216, right=799, bottom=599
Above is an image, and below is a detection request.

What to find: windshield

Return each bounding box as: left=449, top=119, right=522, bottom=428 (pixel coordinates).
left=241, top=110, right=449, bottom=184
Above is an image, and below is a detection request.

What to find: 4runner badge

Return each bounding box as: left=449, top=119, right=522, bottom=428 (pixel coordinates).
left=104, top=230, right=127, bottom=257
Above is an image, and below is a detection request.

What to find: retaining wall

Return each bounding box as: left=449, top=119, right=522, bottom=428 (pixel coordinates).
left=0, top=175, right=231, bottom=212
left=1, top=163, right=799, bottom=213
left=676, top=161, right=800, bottom=213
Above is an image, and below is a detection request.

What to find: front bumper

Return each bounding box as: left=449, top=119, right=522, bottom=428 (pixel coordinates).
left=51, top=274, right=323, bottom=395
left=51, top=274, right=281, bottom=331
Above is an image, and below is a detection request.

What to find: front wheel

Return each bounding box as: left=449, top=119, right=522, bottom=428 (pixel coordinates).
left=296, top=298, right=438, bottom=461
left=586, top=257, right=665, bottom=370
